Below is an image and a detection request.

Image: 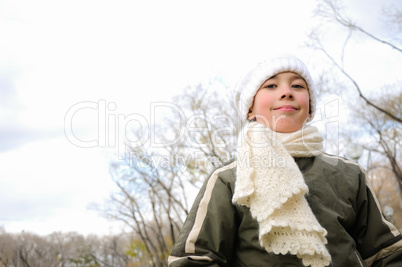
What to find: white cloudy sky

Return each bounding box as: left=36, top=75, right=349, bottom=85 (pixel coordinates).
left=0, top=0, right=401, bottom=236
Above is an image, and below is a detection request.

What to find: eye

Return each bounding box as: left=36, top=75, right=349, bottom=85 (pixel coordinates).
left=292, top=84, right=306, bottom=89
left=264, top=84, right=277, bottom=89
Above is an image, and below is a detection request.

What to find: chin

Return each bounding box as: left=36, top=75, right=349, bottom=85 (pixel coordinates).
left=272, top=122, right=303, bottom=133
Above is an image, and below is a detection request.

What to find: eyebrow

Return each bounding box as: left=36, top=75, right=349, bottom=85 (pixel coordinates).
left=268, top=73, right=304, bottom=80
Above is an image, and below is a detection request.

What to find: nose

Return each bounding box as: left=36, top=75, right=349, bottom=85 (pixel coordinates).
left=280, top=86, right=293, bottom=100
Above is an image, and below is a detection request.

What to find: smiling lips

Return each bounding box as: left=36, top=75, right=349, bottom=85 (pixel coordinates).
left=274, top=105, right=298, bottom=111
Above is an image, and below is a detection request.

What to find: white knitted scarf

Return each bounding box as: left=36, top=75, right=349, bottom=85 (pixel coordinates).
left=232, top=122, right=332, bottom=267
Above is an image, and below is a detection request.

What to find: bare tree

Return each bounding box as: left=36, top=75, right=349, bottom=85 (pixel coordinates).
left=0, top=227, right=16, bottom=267
left=102, top=81, right=240, bottom=266
left=370, top=162, right=402, bottom=231
left=307, top=0, right=402, bottom=123
left=0, top=230, right=133, bottom=267
left=359, top=92, right=401, bottom=186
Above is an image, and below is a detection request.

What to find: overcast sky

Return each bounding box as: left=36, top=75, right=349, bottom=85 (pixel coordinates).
left=1, top=0, right=401, bottom=236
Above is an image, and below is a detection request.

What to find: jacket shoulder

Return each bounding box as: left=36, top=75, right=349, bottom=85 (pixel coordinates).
left=315, top=153, right=365, bottom=173
left=203, top=160, right=237, bottom=187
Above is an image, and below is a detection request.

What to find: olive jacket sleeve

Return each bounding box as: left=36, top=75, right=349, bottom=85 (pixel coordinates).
left=168, top=162, right=238, bottom=267
left=353, top=164, right=402, bottom=266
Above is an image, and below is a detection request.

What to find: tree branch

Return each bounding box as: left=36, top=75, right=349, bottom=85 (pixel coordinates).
left=319, top=48, right=402, bottom=123
left=323, top=0, right=402, bottom=53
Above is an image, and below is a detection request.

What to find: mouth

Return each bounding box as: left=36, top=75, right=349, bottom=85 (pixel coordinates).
left=274, top=105, right=298, bottom=111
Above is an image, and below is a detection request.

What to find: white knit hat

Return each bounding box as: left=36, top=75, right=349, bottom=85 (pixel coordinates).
left=234, top=56, right=317, bottom=122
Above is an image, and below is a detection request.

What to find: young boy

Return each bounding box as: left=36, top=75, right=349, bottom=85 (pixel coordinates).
left=168, top=56, right=402, bottom=266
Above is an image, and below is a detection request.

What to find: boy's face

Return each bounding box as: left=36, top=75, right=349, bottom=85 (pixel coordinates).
left=248, top=72, right=310, bottom=133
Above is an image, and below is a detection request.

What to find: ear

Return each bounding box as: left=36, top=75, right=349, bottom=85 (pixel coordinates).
left=248, top=108, right=255, bottom=120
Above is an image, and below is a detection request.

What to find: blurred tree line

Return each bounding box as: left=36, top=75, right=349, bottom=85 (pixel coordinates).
left=1, top=0, right=400, bottom=266
left=0, top=228, right=143, bottom=267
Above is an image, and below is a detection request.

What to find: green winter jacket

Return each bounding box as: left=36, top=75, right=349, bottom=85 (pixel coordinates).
left=168, top=154, right=402, bottom=266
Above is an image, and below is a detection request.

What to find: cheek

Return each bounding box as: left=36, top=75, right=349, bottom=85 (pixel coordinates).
left=254, top=92, right=274, bottom=110
left=298, top=93, right=310, bottom=109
